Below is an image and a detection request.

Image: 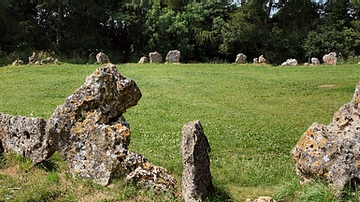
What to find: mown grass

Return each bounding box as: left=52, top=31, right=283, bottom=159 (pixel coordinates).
left=0, top=62, right=360, bottom=201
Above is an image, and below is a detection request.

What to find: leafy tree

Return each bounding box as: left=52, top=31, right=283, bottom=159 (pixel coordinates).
left=303, top=25, right=360, bottom=61
left=219, top=3, right=267, bottom=62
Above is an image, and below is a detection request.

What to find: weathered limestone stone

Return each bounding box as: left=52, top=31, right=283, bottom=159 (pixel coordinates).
left=12, top=60, right=24, bottom=66
left=181, top=120, right=213, bottom=202
left=322, top=52, right=337, bottom=65
left=138, top=56, right=149, bottom=64
left=125, top=155, right=177, bottom=193
left=281, top=58, right=298, bottom=66
left=165, top=50, right=181, bottom=63
left=259, top=55, right=266, bottom=64
left=45, top=64, right=142, bottom=185
left=28, top=52, right=39, bottom=64
left=311, top=57, right=320, bottom=65
left=96, top=52, right=110, bottom=64
left=235, top=53, right=247, bottom=64
left=292, top=81, right=360, bottom=195
left=0, top=63, right=177, bottom=192
left=41, top=57, right=55, bottom=64
left=88, top=52, right=97, bottom=64
left=253, top=58, right=259, bottom=63
left=149, top=51, right=163, bottom=63
left=54, top=59, right=60, bottom=65
left=0, top=113, right=54, bottom=163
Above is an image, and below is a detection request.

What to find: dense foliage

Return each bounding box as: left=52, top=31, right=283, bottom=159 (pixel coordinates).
left=1, top=0, right=360, bottom=65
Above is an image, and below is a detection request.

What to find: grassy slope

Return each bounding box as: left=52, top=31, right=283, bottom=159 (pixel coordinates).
left=0, top=63, right=359, bottom=201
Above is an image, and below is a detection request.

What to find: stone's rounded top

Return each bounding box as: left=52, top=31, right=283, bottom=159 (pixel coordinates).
left=138, top=56, right=149, bottom=63
left=323, top=52, right=337, bottom=65
left=235, top=53, right=247, bottom=64
left=311, top=57, right=320, bottom=65
left=149, top=51, right=163, bottom=63
left=258, top=55, right=266, bottom=64
left=165, top=50, right=181, bottom=63
left=281, top=58, right=298, bottom=66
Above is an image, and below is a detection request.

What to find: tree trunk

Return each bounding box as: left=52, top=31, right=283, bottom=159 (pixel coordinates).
left=265, top=0, right=272, bottom=25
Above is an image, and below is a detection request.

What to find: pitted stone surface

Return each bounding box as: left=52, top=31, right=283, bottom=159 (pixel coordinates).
left=311, top=57, right=320, bottom=65
left=149, top=51, right=163, bottom=63
left=281, top=58, right=298, bottom=66
left=138, top=56, right=149, bottom=63
left=258, top=55, right=266, bottom=64
left=292, top=81, right=360, bottom=195
left=165, top=50, right=181, bottom=63
left=45, top=64, right=142, bottom=185
left=323, top=52, right=337, bottom=65
left=0, top=64, right=177, bottom=192
left=235, top=53, right=247, bottom=64
left=181, top=120, right=213, bottom=202
left=0, top=113, right=54, bottom=163
left=125, top=160, right=177, bottom=193
left=96, top=52, right=110, bottom=64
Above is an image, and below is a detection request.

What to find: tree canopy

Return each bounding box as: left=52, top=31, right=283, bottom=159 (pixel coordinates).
left=1, top=0, right=360, bottom=65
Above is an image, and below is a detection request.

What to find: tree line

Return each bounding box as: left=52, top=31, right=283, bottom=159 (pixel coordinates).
left=1, top=0, right=360, bottom=65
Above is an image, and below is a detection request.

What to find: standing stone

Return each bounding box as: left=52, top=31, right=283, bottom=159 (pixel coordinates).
left=96, top=52, right=110, bottom=64
left=235, top=53, right=247, bottom=64
left=181, top=120, right=213, bottom=202
left=12, top=60, right=24, bottom=66
left=138, top=56, right=149, bottom=64
left=45, top=64, right=142, bottom=186
left=281, top=58, right=298, bottom=66
left=291, top=81, right=360, bottom=196
left=253, top=58, right=259, bottom=63
left=259, top=55, right=266, bottom=64
left=0, top=113, right=54, bottom=164
left=88, top=52, right=96, bottom=64
left=124, top=152, right=177, bottom=193
left=311, top=57, right=320, bottom=65
left=322, top=52, right=337, bottom=65
left=149, top=51, right=163, bottom=63
left=165, top=50, right=181, bottom=63
left=28, top=52, right=39, bottom=64
left=41, top=57, right=55, bottom=64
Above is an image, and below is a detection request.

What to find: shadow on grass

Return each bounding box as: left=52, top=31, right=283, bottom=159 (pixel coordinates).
left=0, top=143, right=5, bottom=168
left=208, top=184, right=233, bottom=202
left=36, top=158, right=60, bottom=172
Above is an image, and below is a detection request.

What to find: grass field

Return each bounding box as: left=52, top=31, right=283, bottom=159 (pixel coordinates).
left=0, top=62, right=360, bottom=201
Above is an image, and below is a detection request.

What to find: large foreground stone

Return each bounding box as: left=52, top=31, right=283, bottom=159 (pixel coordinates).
left=46, top=64, right=142, bottom=185
left=0, top=113, right=53, bottom=163
left=181, top=120, right=213, bottom=202
left=292, top=81, right=360, bottom=195
left=0, top=63, right=177, bottom=192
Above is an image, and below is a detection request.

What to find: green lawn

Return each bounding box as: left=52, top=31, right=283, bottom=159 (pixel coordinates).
left=0, top=63, right=360, bottom=201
